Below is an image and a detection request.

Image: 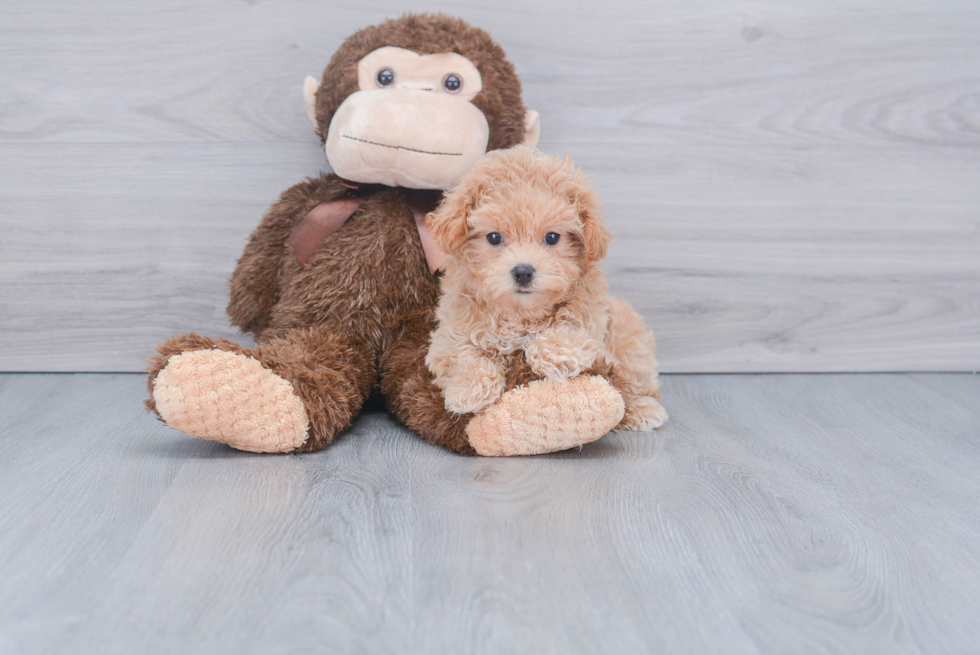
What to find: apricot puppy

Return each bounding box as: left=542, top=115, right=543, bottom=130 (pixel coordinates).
left=425, top=146, right=667, bottom=431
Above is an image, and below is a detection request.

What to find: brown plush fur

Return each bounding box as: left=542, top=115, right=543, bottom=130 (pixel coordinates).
left=380, top=309, right=476, bottom=455
left=149, top=177, right=441, bottom=452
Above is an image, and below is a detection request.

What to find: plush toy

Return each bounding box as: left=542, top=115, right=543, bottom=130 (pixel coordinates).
left=145, top=14, right=629, bottom=456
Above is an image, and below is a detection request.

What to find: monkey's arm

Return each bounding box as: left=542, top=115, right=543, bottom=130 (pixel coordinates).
left=227, top=174, right=349, bottom=334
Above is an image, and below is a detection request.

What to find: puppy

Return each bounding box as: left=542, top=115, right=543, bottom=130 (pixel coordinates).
left=424, top=146, right=667, bottom=431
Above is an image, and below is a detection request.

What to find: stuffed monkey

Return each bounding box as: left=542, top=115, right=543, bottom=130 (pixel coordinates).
left=145, top=14, right=627, bottom=456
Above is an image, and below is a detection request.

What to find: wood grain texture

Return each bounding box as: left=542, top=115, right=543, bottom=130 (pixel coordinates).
left=1, top=0, right=979, bottom=372
left=1, top=372, right=979, bottom=654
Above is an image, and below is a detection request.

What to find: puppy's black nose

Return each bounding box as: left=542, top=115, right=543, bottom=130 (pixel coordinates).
left=511, top=265, right=535, bottom=287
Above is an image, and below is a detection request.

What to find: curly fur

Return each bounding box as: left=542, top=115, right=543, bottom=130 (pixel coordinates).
left=425, top=147, right=668, bottom=430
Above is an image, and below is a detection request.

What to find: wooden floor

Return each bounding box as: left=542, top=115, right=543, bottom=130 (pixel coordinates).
left=1, top=373, right=978, bottom=654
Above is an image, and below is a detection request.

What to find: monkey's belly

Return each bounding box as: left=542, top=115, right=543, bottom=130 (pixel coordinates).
left=266, top=204, right=440, bottom=350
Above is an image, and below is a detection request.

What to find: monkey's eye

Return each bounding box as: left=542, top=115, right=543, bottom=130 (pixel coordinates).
left=486, top=232, right=502, bottom=245
left=377, top=69, right=395, bottom=87
left=544, top=232, right=561, bottom=245
left=442, top=74, right=462, bottom=93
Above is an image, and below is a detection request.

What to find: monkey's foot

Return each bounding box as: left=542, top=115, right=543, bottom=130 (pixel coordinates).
left=465, top=375, right=625, bottom=456
left=619, top=396, right=668, bottom=431
left=152, top=349, right=309, bottom=453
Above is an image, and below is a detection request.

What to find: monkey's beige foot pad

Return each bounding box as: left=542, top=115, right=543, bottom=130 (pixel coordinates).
left=466, top=375, right=625, bottom=457
left=152, top=349, right=309, bottom=453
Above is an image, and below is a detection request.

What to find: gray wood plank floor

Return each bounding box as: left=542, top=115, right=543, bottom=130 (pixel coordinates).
left=1, top=373, right=978, bottom=654
left=2, top=1, right=979, bottom=373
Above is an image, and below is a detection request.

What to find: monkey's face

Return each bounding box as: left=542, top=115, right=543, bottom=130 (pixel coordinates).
left=318, top=47, right=491, bottom=190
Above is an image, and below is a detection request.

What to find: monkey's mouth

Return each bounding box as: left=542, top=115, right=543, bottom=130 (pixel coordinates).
left=342, top=135, right=463, bottom=157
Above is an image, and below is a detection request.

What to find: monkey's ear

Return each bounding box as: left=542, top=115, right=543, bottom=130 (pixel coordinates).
left=522, top=110, right=541, bottom=149
left=427, top=177, right=483, bottom=253
left=303, top=76, right=320, bottom=128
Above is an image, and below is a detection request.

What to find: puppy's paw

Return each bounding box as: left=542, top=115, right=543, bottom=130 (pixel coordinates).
left=441, top=359, right=506, bottom=415
left=619, top=396, right=669, bottom=431
left=524, top=326, right=598, bottom=381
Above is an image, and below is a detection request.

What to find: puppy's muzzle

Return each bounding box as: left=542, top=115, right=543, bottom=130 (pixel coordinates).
left=511, top=265, right=535, bottom=288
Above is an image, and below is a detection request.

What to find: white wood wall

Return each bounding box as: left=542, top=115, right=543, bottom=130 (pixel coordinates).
left=1, top=0, right=978, bottom=373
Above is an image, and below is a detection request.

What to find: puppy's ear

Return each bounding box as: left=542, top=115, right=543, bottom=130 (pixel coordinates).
left=561, top=155, right=610, bottom=262
left=580, top=201, right=611, bottom=262
left=427, top=173, right=485, bottom=253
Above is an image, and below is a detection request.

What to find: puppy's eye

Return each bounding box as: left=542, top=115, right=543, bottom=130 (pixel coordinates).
left=486, top=232, right=503, bottom=245
left=544, top=232, right=561, bottom=245
left=377, top=69, right=395, bottom=87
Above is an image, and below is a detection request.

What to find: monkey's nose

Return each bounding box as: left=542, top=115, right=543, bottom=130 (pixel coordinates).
left=511, top=265, right=535, bottom=288
left=396, top=79, right=436, bottom=92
